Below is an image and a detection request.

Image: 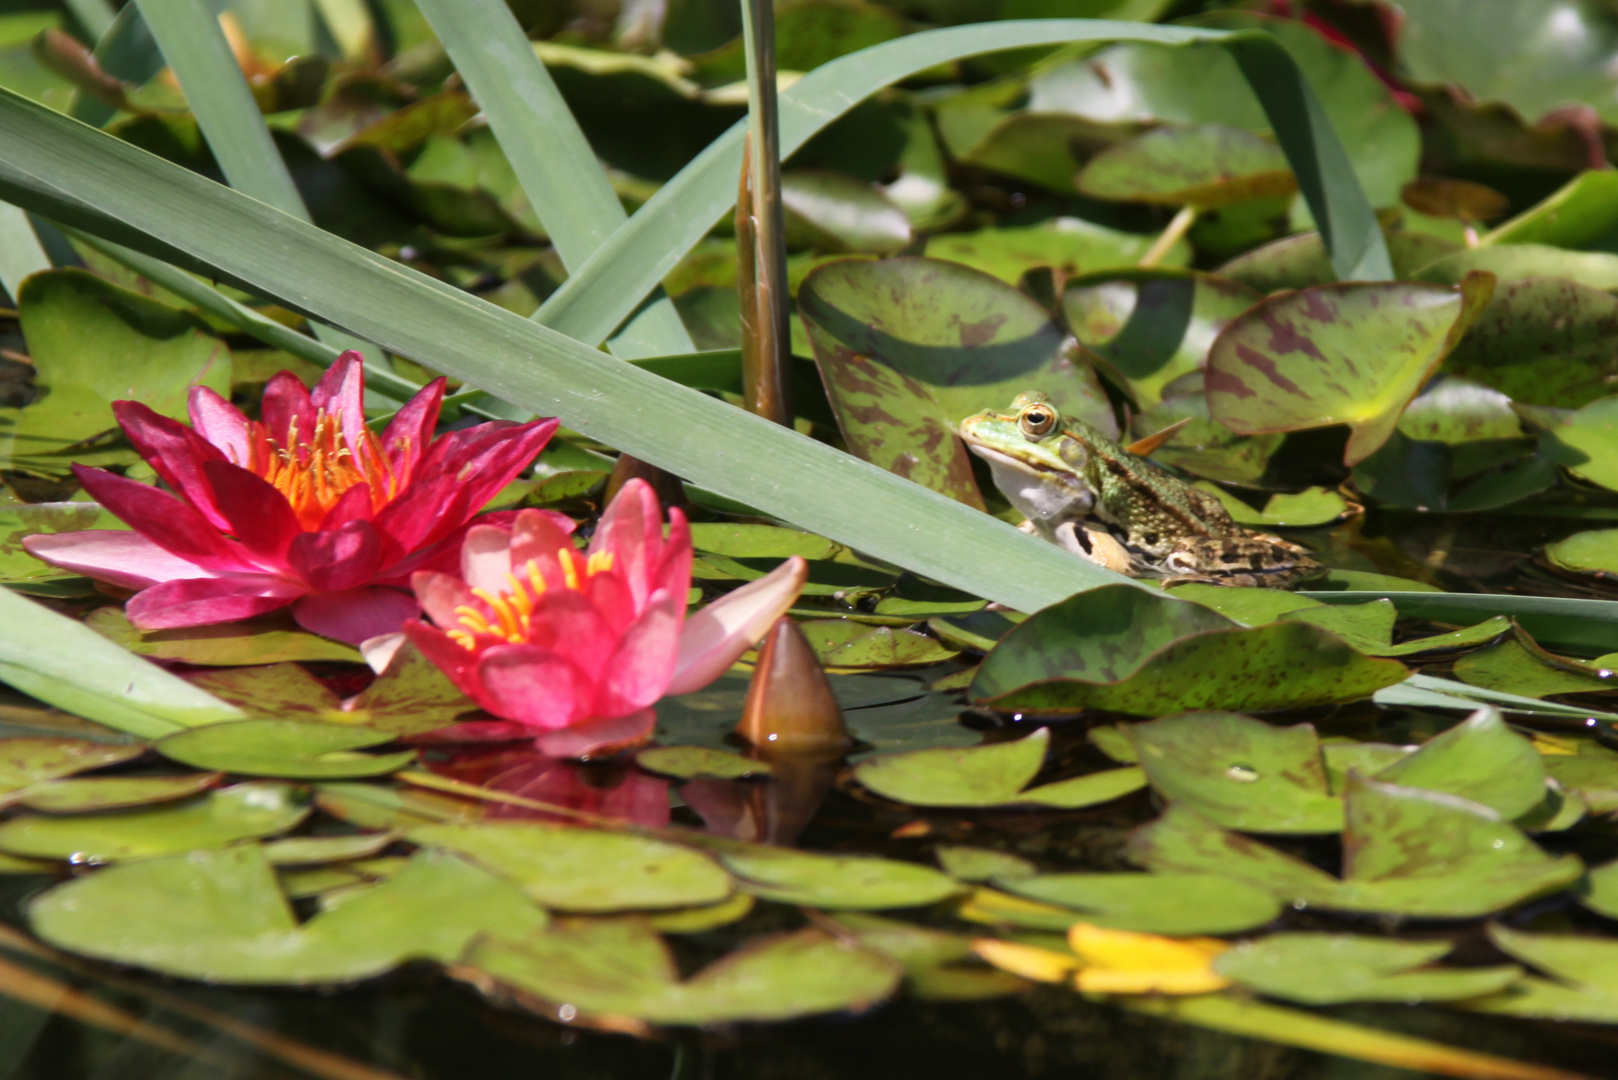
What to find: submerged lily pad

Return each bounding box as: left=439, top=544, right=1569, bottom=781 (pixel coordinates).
left=997, top=872, right=1280, bottom=935
left=156, top=720, right=416, bottom=780
left=464, top=919, right=901, bottom=1025
left=1078, top=125, right=1295, bottom=210
left=0, top=781, right=307, bottom=862
left=30, top=846, right=547, bottom=983
left=1206, top=276, right=1495, bottom=465
left=410, top=822, right=733, bottom=912
left=853, top=727, right=1144, bottom=809
left=1215, top=934, right=1522, bottom=1005
left=970, top=586, right=1407, bottom=716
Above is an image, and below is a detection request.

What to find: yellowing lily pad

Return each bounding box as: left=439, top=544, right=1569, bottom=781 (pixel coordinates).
left=1216, top=934, right=1522, bottom=1005
left=155, top=720, right=416, bottom=780
left=1206, top=275, right=1494, bottom=465
left=18, top=772, right=221, bottom=813
left=997, top=872, right=1280, bottom=936
left=852, top=727, right=1144, bottom=809
left=0, top=781, right=307, bottom=862
left=1067, top=922, right=1231, bottom=996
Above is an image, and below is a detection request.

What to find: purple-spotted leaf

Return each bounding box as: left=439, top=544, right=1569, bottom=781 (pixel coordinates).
left=799, top=257, right=1115, bottom=506
left=1206, top=274, right=1495, bottom=465
left=1077, top=125, right=1297, bottom=210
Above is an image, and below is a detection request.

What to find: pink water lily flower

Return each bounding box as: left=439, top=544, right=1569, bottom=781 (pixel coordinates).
left=25, top=352, right=559, bottom=644
left=404, top=479, right=808, bottom=758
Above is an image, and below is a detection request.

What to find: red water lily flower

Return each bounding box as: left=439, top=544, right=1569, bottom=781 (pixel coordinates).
left=25, top=352, right=559, bottom=644
left=404, top=479, right=808, bottom=758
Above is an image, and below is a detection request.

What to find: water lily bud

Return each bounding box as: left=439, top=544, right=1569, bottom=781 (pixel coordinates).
left=737, top=616, right=848, bottom=759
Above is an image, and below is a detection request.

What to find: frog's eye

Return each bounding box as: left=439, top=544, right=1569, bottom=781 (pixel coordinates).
left=1019, top=405, right=1058, bottom=438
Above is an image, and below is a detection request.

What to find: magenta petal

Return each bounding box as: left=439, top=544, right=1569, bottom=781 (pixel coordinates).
left=23, top=531, right=220, bottom=589
left=187, top=386, right=252, bottom=465
left=510, top=508, right=579, bottom=592
left=292, top=586, right=418, bottom=645
left=461, top=523, right=514, bottom=595
left=520, top=589, right=616, bottom=680
left=310, top=351, right=368, bottom=451
left=656, top=508, right=694, bottom=604
left=595, top=593, right=681, bottom=716
left=476, top=643, right=594, bottom=730
left=260, top=371, right=314, bottom=446
left=665, top=556, right=808, bottom=696
left=379, top=377, right=446, bottom=485
left=200, top=460, right=301, bottom=566
left=318, top=481, right=375, bottom=530
left=74, top=466, right=252, bottom=574
left=112, top=400, right=231, bottom=531
left=412, top=570, right=478, bottom=628
left=285, top=520, right=382, bottom=592
left=370, top=472, right=459, bottom=554
left=530, top=709, right=657, bottom=759
left=127, top=575, right=303, bottom=630
left=383, top=418, right=558, bottom=550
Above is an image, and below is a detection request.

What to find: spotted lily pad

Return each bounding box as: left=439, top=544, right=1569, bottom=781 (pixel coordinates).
left=1206, top=275, right=1495, bottom=465
left=1215, top=934, right=1522, bottom=1005
left=29, top=846, right=547, bottom=983
left=853, top=727, right=1144, bottom=809
left=635, top=746, right=770, bottom=780
left=0, top=738, right=145, bottom=803
left=997, top=872, right=1280, bottom=936
left=18, top=772, right=221, bottom=813
left=464, top=919, right=901, bottom=1025
left=970, top=586, right=1408, bottom=716
left=155, top=720, right=416, bottom=780
left=1453, top=638, right=1618, bottom=699
left=1078, top=125, right=1296, bottom=210
left=923, top=218, right=1182, bottom=286
left=696, top=838, right=962, bottom=910
left=0, top=781, right=308, bottom=862
left=1443, top=281, right=1618, bottom=410
left=86, top=608, right=362, bottom=666
left=410, top=822, right=733, bottom=912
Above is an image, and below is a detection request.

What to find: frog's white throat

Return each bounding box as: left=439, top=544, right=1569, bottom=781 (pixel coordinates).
left=966, top=444, right=1095, bottom=524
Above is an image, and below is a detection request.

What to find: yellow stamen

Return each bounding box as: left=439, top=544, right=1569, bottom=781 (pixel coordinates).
left=449, top=549, right=616, bottom=652
left=245, top=409, right=401, bottom=530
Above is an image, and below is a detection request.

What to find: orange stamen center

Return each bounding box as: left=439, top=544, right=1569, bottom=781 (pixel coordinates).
left=447, top=549, right=615, bottom=652
left=245, top=411, right=403, bottom=530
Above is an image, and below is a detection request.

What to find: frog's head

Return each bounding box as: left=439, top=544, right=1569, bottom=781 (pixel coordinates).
left=958, top=391, right=1096, bottom=522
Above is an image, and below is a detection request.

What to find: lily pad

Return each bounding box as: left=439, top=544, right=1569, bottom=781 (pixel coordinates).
left=86, top=608, right=362, bottom=666
left=410, top=822, right=733, bottom=912
left=1078, top=125, right=1295, bottom=210
left=0, top=781, right=307, bottom=862
left=798, top=256, right=1116, bottom=506
left=1485, top=169, right=1618, bottom=250
left=802, top=622, right=961, bottom=670
left=1206, top=275, right=1495, bottom=465
left=935, top=846, right=1036, bottom=883
left=1416, top=245, right=1618, bottom=291
left=1373, top=707, right=1548, bottom=821
left=1468, top=924, right=1618, bottom=1024
left=852, top=727, right=1143, bottom=809
left=262, top=833, right=396, bottom=866
left=1194, top=485, right=1351, bottom=530
left=1443, top=279, right=1618, bottom=410
left=699, top=839, right=962, bottom=909
left=30, top=846, right=548, bottom=983
left=970, top=586, right=1408, bottom=716
left=997, top=872, right=1280, bottom=935
left=156, top=720, right=416, bottom=780
left=1217, top=230, right=1459, bottom=294
left=1215, top=934, right=1522, bottom=1005
left=1130, top=387, right=1284, bottom=486
left=1547, top=529, right=1618, bottom=579
left=18, top=772, right=221, bottom=813
left=782, top=170, right=912, bottom=255
left=1577, top=859, right=1618, bottom=920
left=1453, top=638, right=1618, bottom=699
left=644, top=893, right=756, bottom=935
left=923, top=218, right=1180, bottom=285
left=0, top=737, right=145, bottom=801
left=464, top=919, right=901, bottom=1025
left=1546, top=394, right=1618, bottom=492
left=635, top=746, right=770, bottom=780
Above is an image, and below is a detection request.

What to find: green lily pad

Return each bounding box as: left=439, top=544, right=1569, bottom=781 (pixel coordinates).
left=30, top=846, right=547, bottom=984
left=0, top=502, right=128, bottom=584
left=997, top=872, right=1280, bottom=935
left=935, top=846, right=1036, bottom=883
left=971, top=586, right=1408, bottom=716
left=635, top=746, right=770, bottom=780
left=689, top=524, right=844, bottom=561
left=1576, top=859, right=1618, bottom=920
left=1374, top=707, right=1548, bottom=821
left=410, top=822, right=733, bottom=912
left=1547, top=395, right=1618, bottom=492
left=1453, top=638, right=1618, bottom=699
left=853, top=727, right=1146, bottom=809
left=86, top=608, right=362, bottom=666
left=644, top=893, right=756, bottom=935
left=1467, top=924, right=1618, bottom=1024
left=1542, top=750, right=1618, bottom=814
left=0, top=737, right=145, bottom=801
left=155, top=720, right=416, bottom=780
left=1060, top=270, right=1261, bottom=408
left=798, top=256, right=1116, bottom=506
left=1129, top=713, right=1342, bottom=834
left=1416, top=245, right=1618, bottom=291
left=3, top=270, right=232, bottom=470
left=464, top=919, right=901, bottom=1025
left=1547, top=529, right=1618, bottom=579
left=804, top=622, right=961, bottom=670
left=1078, top=125, right=1295, bottom=210
left=0, top=781, right=307, bottom=862
left=1218, top=230, right=1459, bottom=294
left=1380, top=617, right=1513, bottom=658
left=1443, top=279, right=1618, bottom=410
left=261, top=833, right=396, bottom=866
left=18, top=772, right=221, bottom=813
left=1206, top=275, right=1495, bottom=465
left=1194, top=485, right=1351, bottom=529
left=827, top=912, right=1023, bottom=1002
left=944, top=111, right=1128, bottom=196
left=1215, top=934, right=1522, bottom=1005
left=782, top=169, right=912, bottom=255
left=699, top=839, right=962, bottom=909
left=185, top=664, right=346, bottom=721
left=923, top=218, right=1181, bottom=286
left=1131, top=386, right=1285, bottom=486
left=1485, top=169, right=1618, bottom=250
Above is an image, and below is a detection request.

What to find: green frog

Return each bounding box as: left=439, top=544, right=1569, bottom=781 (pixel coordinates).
left=958, top=391, right=1320, bottom=588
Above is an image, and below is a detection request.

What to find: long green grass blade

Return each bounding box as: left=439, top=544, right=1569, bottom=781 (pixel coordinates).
left=0, top=587, right=242, bottom=737
left=1383, top=673, right=1617, bottom=720
left=62, top=0, right=116, bottom=53
left=411, top=0, right=694, bottom=360
left=0, top=202, right=49, bottom=300
left=536, top=21, right=1391, bottom=349
left=0, top=86, right=1124, bottom=614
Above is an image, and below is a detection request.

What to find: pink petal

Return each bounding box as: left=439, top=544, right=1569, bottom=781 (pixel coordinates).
left=586, top=569, right=637, bottom=633
left=23, top=531, right=221, bottom=589
left=379, top=377, right=446, bottom=486
left=127, top=575, right=304, bottom=630
left=405, top=720, right=533, bottom=745
left=655, top=508, right=694, bottom=605
left=530, top=708, right=657, bottom=759
left=285, top=521, right=382, bottom=592
left=318, top=482, right=375, bottom=530
left=594, top=593, right=681, bottom=716
left=187, top=386, right=252, bottom=465
left=476, top=643, right=594, bottom=731
left=402, top=620, right=487, bottom=707
left=292, top=586, right=418, bottom=645
left=590, top=478, right=658, bottom=608
left=461, top=523, right=514, bottom=595
left=665, top=556, right=808, bottom=696
left=520, top=589, right=617, bottom=681
left=260, top=371, right=314, bottom=447
left=309, top=350, right=367, bottom=451
left=411, top=570, right=477, bottom=628
left=112, top=400, right=231, bottom=531
left=73, top=465, right=253, bottom=575
left=371, top=510, right=523, bottom=584
left=200, top=460, right=300, bottom=567
left=509, top=508, right=579, bottom=591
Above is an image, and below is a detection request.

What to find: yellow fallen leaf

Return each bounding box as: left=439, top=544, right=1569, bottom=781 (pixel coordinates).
left=955, top=887, right=1071, bottom=927
left=1067, top=922, right=1230, bottom=996
left=1530, top=733, right=1579, bottom=757
left=972, top=938, right=1080, bottom=984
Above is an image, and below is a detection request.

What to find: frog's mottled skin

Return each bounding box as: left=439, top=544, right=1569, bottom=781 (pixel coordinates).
left=958, top=391, right=1320, bottom=588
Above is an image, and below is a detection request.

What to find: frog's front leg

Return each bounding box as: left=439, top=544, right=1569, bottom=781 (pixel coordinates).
left=1052, top=522, right=1135, bottom=575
